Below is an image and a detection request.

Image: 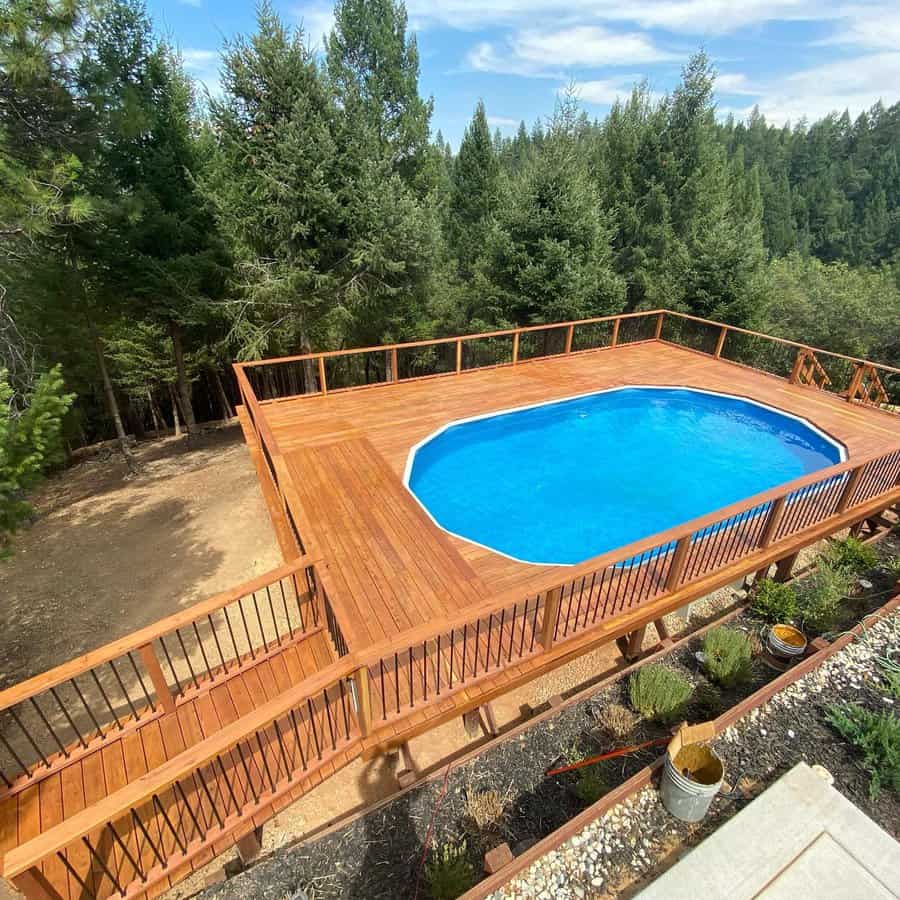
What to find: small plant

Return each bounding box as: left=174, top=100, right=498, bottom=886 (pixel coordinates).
left=573, top=767, right=607, bottom=804
left=463, top=785, right=509, bottom=837
left=702, top=627, right=753, bottom=688
left=824, top=536, right=878, bottom=575
left=629, top=664, right=693, bottom=724
left=876, top=654, right=900, bottom=700
left=593, top=702, right=638, bottom=741
left=826, top=702, right=900, bottom=798
left=882, top=557, right=900, bottom=583
left=796, top=561, right=852, bottom=633
left=425, top=840, right=477, bottom=900
left=751, top=578, right=798, bottom=623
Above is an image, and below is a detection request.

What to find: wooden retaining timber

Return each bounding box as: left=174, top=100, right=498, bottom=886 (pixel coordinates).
left=3, top=312, right=899, bottom=899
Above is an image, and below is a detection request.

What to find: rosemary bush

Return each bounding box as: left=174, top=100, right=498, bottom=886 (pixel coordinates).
left=824, top=536, right=878, bottom=575
left=629, top=664, right=693, bottom=723
left=826, top=702, right=900, bottom=798
left=751, top=578, right=798, bottom=623
left=702, top=627, right=753, bottom=688
left=425, top=841, right=476, bottom=899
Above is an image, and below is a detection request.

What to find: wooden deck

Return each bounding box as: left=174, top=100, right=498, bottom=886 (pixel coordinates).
left=4, top=317, right=899, bottom=900
left=265, top=341, right=899, bottom=617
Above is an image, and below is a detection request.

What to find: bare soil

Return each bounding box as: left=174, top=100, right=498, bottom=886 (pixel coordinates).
left=0, top=425, right=281, bottom=689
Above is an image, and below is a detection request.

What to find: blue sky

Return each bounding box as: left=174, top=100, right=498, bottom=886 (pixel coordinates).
left=147, top=0, right=900, bottom=147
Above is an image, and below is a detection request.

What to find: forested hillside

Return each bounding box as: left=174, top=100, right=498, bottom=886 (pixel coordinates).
left=1, top=0, right=899, bottom=501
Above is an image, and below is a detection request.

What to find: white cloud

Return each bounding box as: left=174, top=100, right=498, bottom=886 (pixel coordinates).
left=467, top=24, right=675, bottom=77
left=181, top=48, right=221, bottom=96
left=822, top=4, right=900, bottom=50
left=406, top=0, right=827, bottom=34
left=292, top=4, right=335, bottom=51
left=726, top=51, right=900, bottom=124
left=716, top=72, right=759, bottom=95
left=487, top=115, right=521, bottom=128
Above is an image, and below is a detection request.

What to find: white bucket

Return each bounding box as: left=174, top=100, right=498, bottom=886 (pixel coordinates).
left=660, top=744, right=724, bottom=823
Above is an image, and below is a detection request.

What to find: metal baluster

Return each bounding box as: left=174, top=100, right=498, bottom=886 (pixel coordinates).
left=265, top=585, right=282, bottom=645
left=174, top=630, right=201, bottom=691
left=191, top=622, right=214, bottom=680
left=237, top=597, right=257, bottom=659
left=153, top=793, right=187, bottom=854
left=157, top=637, right=184, bottom=696
left=251, top=592, right=269, bottom=653
left=89, top=670, right=123, bottom=730
left=207, top=614, right=228, bottom=674
left=28, top=697, right=68, bottom=757
left=288, top=710, right=308, bottom=770
left=107, top=820, right=145, bottom=882
left=82, top=835, right=125, bottom=896
left=9, top=707, right=51, bottom=768
left=126, top=652, right=155, bottom=709
left=306, top=699, right=322, bottom=759
left=108, top=660, right=139, bottom=720
left=216, top=755, right=241, bottom=814
left=131, top=809, right=166, bottom=869
left=279, top=579, right=294, bottom=638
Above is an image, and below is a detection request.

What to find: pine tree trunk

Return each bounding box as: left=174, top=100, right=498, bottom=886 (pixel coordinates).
left=92, top=332, right=139, bottom=474
left=129, top=398, right=146, bottom=441
left=213, top=369, right=235, bottom=420
left=147, top=389, right=162, bottom=437
left=169, top=320, right=198, bottom=435
left=168, top=384, right=183, bottom=437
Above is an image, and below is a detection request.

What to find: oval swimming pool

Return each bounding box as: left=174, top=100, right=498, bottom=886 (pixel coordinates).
left=404, top=386, right=844, bottom=565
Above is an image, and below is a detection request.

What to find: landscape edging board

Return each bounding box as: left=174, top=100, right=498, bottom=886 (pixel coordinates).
left=459, top=588, right=900, bottom=900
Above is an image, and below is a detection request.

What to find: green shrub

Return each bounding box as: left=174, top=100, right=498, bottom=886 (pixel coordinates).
left=824, top=536, right=878, bottom=575
left=702, top=627, right=753, bottom=688
left=426, top=841, right=477, bottom=900
left=629, top=665, right=693, bottom=723
left=826, top=702, right=900, bottom=798
left=796, top=561, right=852, bottom=633
left=877, top=655, right=900, bottom=700
left=751, top=578, right=798, bottom=623
left=573, top=768, right=607, bottom=805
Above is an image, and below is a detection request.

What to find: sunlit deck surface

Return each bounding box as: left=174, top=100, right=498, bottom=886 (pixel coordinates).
left=264, top=340, right=899, bottom=648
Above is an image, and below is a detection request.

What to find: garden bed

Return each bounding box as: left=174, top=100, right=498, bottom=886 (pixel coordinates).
left=199, top=533, right=899, bottom=900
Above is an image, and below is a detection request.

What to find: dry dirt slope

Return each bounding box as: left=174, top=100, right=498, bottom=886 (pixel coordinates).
left=0, top=425, right=281, bottom=689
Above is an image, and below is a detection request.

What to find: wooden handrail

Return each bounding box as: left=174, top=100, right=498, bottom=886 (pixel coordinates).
left=0, top=557, right=316, bottom=713
left=234, top=310, right=662, bottom=368
left=662, top=310, right=900, bottom=375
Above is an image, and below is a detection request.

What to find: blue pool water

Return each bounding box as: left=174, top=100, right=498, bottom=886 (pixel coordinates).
left=406, top=387, right=843, bottom=565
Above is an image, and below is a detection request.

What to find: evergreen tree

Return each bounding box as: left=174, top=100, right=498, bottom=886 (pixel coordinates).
left=478, top=97, right=625, bottom=327
left=449, top=101, right=500, bottom=277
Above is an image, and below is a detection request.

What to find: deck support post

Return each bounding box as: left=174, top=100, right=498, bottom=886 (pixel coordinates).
left=390, top=348, right=399, bottom=383
left=317, top=357, right=327, bottom=396
left=512, top=331, right=520, bottom=365
left=12, top=868, right=64, bottom=900
left=849, top=519, right=864, bottom=538
left=352, top=666, right=373, bottom=737
left=714, top=325, right=728, bottom=358
left=455, top=339, right=462, bottom=374
left=616, top=626, right=647, bottom=662
left=665, top=536, right=691, bottom=591
left=774, top=552, right=799, bottom=583
left=611, top=318, right=620, bottom=348
left=836, top=464, right=864, bottom=513
left=138, top=642, right=176, bottom=713
left=540, top=587, right=562, bottom=650
left=565, top=324, right=574, bottom=353
left=236, top=825, right=263, bottom=865
left=759, top=495, right=787, bottom=548
left=653, top=617, right=672, bottom=648
left=654, top=313, right=665, bottom=340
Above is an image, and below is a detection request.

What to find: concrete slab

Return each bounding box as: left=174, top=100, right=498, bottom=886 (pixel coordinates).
left=637, top=762, right=900, bottom=900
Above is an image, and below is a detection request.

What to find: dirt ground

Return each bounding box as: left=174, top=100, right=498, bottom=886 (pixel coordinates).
left=0, top=425, right=282, bottom=689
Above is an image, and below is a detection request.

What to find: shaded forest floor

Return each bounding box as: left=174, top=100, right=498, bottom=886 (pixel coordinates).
left=0, top=425, right=281, bottom=689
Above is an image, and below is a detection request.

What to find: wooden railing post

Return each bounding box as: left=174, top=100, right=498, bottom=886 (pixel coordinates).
left=352, top=666, right=372, bottom=737
left=654, top=313, right=665, bottom=340
left=665, top=535, right=692, bottom=591
left=138, top=643, right=176, bottom=713
left=758, top=495, right=787, bottom=548
left=714, top=325, right=728, bottom=358
left=540, top=587, right=562, bottom=650
left=512, top=331, right=520, bottom=365
left=455, top=339, right=463, bottom=374
left=565, top=324, right=574, bottom=353
left=390, top=348, right=399, bottom=383
left=836, top=464, right=865, bottom=513
left=317, top=356, right=327, bottom=396
left=611, top=317, right=620, bottom=348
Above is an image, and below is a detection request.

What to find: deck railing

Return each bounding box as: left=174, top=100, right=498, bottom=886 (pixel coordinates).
left=233, top=309, right=899, bottom=412
left=0, top=560, right=323, bottom=791
left=4, top=445, right=898, bottom=899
